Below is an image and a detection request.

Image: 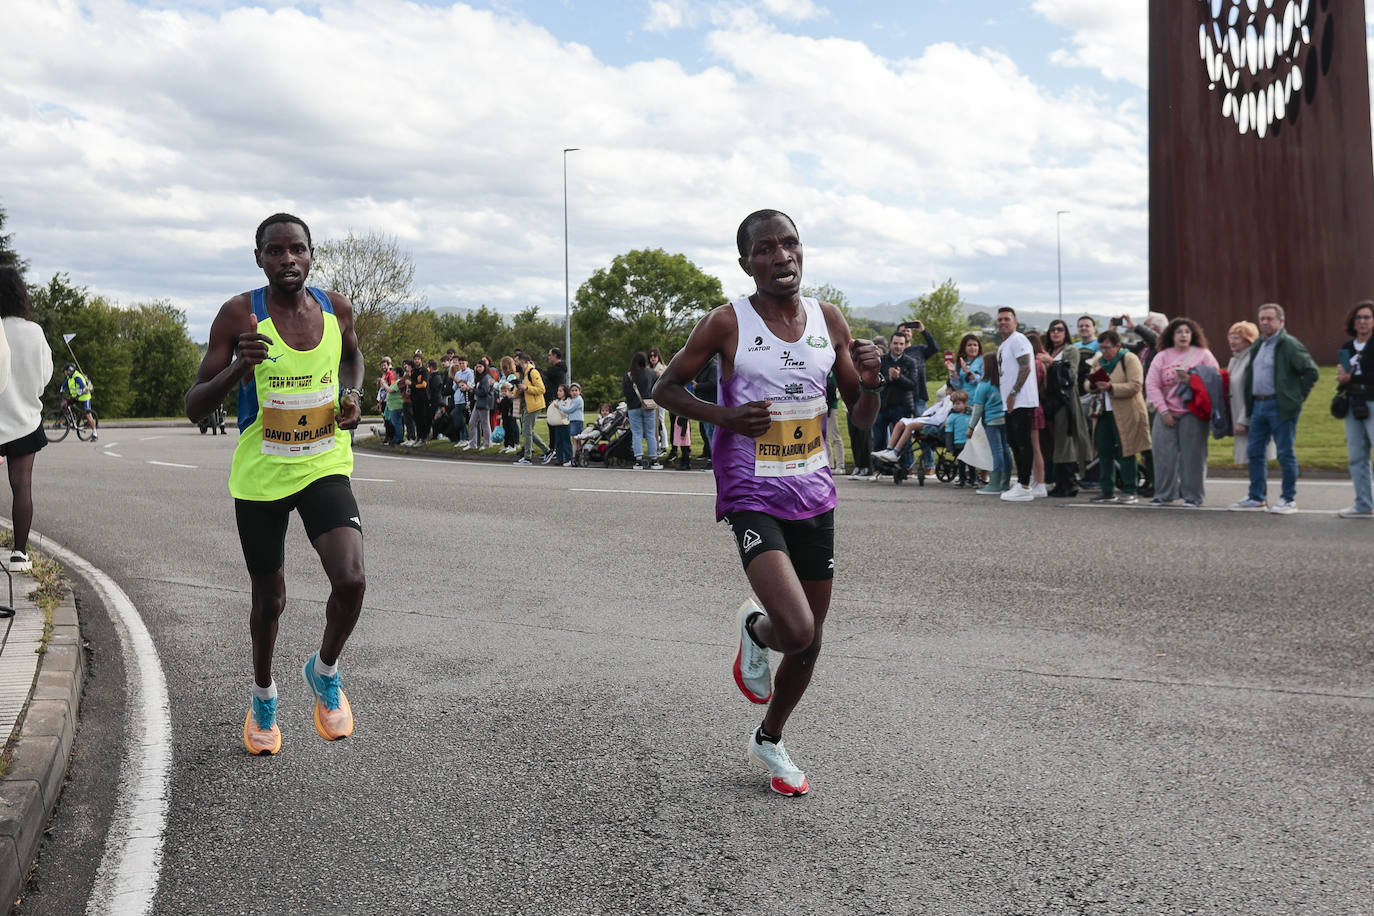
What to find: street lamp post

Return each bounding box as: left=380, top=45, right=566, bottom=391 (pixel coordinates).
left=1056, top=209, right=1070, bottom=319
left=563, top=148, right=579, bottom=384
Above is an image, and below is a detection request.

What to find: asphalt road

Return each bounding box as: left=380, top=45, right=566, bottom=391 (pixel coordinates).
left=13, top=428, right=1374, bottom=915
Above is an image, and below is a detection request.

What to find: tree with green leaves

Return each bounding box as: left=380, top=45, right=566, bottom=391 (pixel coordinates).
left=0, top=205, right=27, bottom=272
left=904, top=278, right=973, bottom=382
left=311, top=231, right=424, bottom=361
left=800, top=282, right=852, bottom=320
left=571, top=248, right=723, bottom=382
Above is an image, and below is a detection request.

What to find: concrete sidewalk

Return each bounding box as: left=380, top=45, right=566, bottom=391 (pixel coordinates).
left=0, top=571, right=83, bottom=914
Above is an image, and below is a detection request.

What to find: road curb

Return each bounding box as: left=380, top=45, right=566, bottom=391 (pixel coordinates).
left=0, top=589, right=83, bottom=915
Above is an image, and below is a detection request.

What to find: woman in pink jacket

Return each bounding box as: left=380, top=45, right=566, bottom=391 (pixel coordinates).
left=1145, top=317, right=1220, bottom=507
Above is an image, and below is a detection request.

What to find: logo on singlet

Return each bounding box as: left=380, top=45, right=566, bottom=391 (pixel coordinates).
left=320, top=371, right=333, bottom=385
left=806, top=335, right=829, bottom=349
left=779, top=350, right=807, bottom=370
left=783, top=383, right=804, bottom=396
left=748, top=335, right=770, bottom=352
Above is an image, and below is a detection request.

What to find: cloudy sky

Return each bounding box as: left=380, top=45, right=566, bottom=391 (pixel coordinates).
left=0, top=1, right=1343, bottom=340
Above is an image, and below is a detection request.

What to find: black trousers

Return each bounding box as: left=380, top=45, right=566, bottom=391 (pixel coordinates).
left=848, top=416, right=872, bottom=469
left=1006, top=407, right=1035, bottom=486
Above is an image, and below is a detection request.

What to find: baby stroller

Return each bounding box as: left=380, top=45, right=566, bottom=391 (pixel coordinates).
left=198, top=404, right=228, bottom=436
left=577, top=403, right=627, bottom=467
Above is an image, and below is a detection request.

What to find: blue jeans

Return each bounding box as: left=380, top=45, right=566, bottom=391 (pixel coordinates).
left=629, top=407, right=657, bottom=459
left=985, top=421, right=1010, bottom=474
left=386, top=408, right=404, bottom=443
left=551, top=426, right=572, bottom=462
left=1247, top=398, right=1299, bottom=502
left=1346, top=410, right=1374, bottom=512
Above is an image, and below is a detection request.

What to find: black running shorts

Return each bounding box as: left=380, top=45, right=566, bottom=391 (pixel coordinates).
left=234, top=474, right=362, bottom=575
left=722, top=509, right=834, bottom=581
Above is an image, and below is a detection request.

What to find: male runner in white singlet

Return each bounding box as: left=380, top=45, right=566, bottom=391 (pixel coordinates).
left=654, top=210, right=882, bottom=796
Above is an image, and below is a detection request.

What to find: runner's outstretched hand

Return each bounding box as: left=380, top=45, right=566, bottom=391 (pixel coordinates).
left=235, top=314, right=274, bottom=370
left=850, top=338, right=881, bottom=388
left=723, top=400, right=773, bottom=438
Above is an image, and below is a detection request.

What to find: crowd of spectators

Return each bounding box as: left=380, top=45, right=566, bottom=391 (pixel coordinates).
left=846, top=302, right=1374, bottom=517
left=365, top=299, right=1374, bottom=516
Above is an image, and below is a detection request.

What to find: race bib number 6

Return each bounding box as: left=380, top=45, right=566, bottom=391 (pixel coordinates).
left=754, top=397, right=827, bottom=478
left=261, top=388, right=337, bottom=456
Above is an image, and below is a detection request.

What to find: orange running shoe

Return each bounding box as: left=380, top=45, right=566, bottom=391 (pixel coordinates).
left=243, top=696, right=282, bottom=756
left=303, top=653, right=354, bottom=740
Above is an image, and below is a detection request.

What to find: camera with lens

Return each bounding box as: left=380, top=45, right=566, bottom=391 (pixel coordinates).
left=1110, top=315, right=1125, bottom=327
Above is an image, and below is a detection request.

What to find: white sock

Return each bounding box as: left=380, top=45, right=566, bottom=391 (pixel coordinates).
left=314, top=654, right=339, bottom=678
left=253, top=681, right=277, bottom=701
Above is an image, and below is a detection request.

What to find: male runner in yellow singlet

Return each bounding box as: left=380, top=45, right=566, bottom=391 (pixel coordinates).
left=186, top=213, right=366, bottom=755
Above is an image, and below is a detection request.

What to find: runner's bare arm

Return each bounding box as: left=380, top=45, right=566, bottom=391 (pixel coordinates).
left=185, top=294, right=273, bottom=422
left=822, top=302, right=881, bottom=428
left=329, top=291, right=365, bottom=431
left=655, top=305, right=771, bottom=438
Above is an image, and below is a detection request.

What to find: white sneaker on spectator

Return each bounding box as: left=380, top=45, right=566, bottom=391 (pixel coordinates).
left=1000, top=483, right=1033, bottom=502
left=1228, top=498, right=1267, bottom=511
left=1269, top=499, right=1297, bottom=515
left=455, top=440, right=470, bottom=448
left=872, top=448, right=900, bottom=463
left=1337, top=505, right=1374, bottom=518
left=1030, top=482, right=1048, bottom=498
left=650, top=460, right=664, bottom=470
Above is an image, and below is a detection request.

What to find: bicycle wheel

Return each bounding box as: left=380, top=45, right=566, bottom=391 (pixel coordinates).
left=43, top=409, right=70, bottom=443
left=76, top=420, right=92, bottom=441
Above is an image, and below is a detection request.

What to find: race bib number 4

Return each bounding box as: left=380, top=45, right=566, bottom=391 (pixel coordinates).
left=754, top=398, right=827, bottom=478
left=261, top=388, right=337, bottom=456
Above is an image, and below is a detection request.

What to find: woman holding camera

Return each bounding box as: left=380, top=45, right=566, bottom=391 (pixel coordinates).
left=1336, top=301, right=1374, bottom=518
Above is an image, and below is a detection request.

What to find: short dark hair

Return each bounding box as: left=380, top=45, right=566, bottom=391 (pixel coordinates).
left=255, top=213, right=312, bottom=250
left=1077, top=315, right=1097, bottom=327
left=1345, top=300, right=1374, bottom=337
left=997, top=306, right=1017, bottom=319
left=1097, top=329, right=1121, bottom=346
left=736, top=209, right=798, bottom=258
left=548, top=347, right=562, bottom=360
left=0, top=267, right=32, bottom=320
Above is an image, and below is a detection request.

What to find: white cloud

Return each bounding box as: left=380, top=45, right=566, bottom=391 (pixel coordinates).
left=1033, top=0, right=1148, bottom=88
left=643, top=0, right=687, bottom=32
left=0, top=0, right=1149, bottom=341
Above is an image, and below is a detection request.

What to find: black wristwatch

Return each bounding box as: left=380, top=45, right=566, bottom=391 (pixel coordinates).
left=860, top=376, right=887, bottom=394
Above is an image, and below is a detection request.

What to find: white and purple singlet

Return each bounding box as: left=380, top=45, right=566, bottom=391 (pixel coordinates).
left=713, top=296, right=837, bottom=522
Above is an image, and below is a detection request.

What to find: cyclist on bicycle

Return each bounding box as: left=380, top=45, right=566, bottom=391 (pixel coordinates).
left=63, top=363, right=98, bottom=441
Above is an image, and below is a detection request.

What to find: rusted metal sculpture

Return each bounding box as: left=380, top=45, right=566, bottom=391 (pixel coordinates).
left=1150, top=0, right=1372, bottom=361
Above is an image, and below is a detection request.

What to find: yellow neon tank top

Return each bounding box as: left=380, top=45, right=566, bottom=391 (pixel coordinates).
left=228, top=287, right=353, bottom=500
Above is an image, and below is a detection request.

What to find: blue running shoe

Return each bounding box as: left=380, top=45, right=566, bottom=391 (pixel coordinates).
left=302, top=653, right=354, bottom=740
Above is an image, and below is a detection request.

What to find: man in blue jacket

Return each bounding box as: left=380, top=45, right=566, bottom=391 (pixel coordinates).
left=1229, top=303, right=1319, bottom=514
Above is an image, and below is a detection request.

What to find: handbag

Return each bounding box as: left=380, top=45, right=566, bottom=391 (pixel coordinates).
left=960, top=422, right=995, bottom=471
left=546, top=402, right=568, bottom=426
left=1332, top=389, right=1350, bottom=420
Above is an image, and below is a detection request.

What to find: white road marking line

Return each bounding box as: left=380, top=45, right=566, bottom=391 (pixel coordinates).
left=103, top=452, right=123, bottom=458
left=352, top=477, right=394, bottom=482
left=569, top=488, right=713, bottom=497
left=28, top=529, right=170, bottom=916
left=146, top=461, right=196, bottom=469
left=138, top=436, right=163, bottom=441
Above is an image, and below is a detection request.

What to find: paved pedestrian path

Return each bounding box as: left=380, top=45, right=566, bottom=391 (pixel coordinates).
left=0, top=564, right=83, bottom=914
